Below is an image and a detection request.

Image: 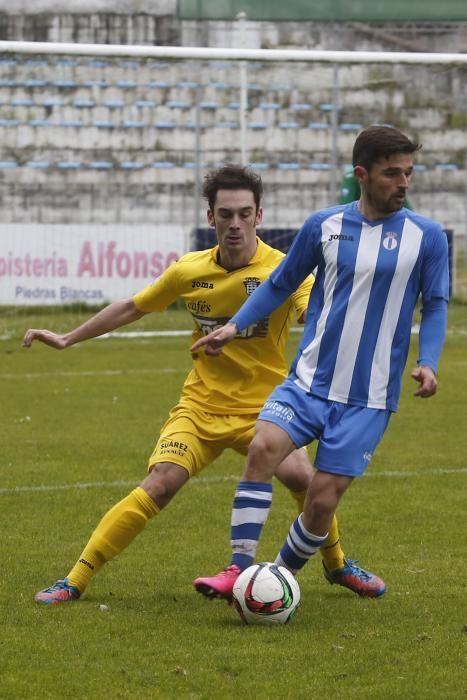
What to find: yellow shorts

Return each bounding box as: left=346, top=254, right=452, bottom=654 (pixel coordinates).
left=148, top=403, right=257, bottom=477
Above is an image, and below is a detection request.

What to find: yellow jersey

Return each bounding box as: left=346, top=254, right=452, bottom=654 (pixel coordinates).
left=133, top=237, right=313, bottom=415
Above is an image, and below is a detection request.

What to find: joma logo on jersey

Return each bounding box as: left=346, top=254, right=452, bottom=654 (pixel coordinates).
left=243, top=277, right=261, bottom=295
left=383, top=232, right=398, bottom=250
left=192, top=280, right=214, bottom=289
left=328, top=234, right=354, bottom=242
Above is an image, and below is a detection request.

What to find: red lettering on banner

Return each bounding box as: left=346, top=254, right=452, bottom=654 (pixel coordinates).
left=77, top=241, right=178, bottom=279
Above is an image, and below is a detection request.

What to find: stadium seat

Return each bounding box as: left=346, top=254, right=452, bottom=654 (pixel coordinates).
left=434, top=163, right=458, bottom=171
left=200, top=101, right=218, bottom=110
left=154, top=121, right=176, bottom=129
left=183, top=161, right=208, bottom=169
left=176, top=81, right=199, bottom=89
left=339, top=122, right=362, bottom=131
left=88, top=161, right=113, bottom=170
left=123, top=120, right=145, bottom=129
left=23, top=79, right=48, bottom=88
left=215, top=121, right=239, bottom=128
left=259, top=102, right=280, bottom=110
left=41, top=98, right=64, bottom=107
left=248, top=121, right=268, bottom=129
left=209, top=81, right=230, bottom=89
left=120, top=161, right=145, bottom=169
left=57, top=161, right=82, bottom=169
left=0, top=58, right=17, bottom=65
left=185, top=121, right=209, bottom=129
left=227, top=101, right=240, bottom=109
left=28, top=119, right=50, bottom=127
left=73, top=99, right=96, bottom=108
left=308, top=122, right=330, bottom=129
left=135, top=99, right=156, bottom=108
left=152, top=161, right=176, bottom=169
left=0, top=160, right=18, bottom=168
left=117, top=80, right=138, bottom=89
left=278, top=162, right=300, bottom=170
left=310, top=163, right=332, bottom=170
left=413, top=164, right=427, bottom=172
left=290, top=103, right=312, bottom=111
left=248, top=162, right=270, bottom=170
left=84, top=80, right=109, bottom=88
left=92, top=120, right=114, bottom=128
left=54, top=79, right=76, bottom=89
left=0, top=118, right=20, bottom=126
left=104, top=99, right=125, bottom=109
left=167, top=100, right=192, bottom=109
left=11, top=97, right=33, bottom=107
left=278, top=121, right=300, bottom=129
left=60, top=120, right=83, bottom=128
left=147, top=80, right=170, bottom=89
left=319, top=103, right=339, bottom=112
left=26, top=160, right=50, bottom=169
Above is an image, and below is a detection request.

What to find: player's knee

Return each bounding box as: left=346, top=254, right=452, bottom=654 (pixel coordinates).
left=141, top=462, right=188, bottom=508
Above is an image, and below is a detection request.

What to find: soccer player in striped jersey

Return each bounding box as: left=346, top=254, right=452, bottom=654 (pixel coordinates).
left=25, top=165, right=382, bottom=605
left=192, top=126, right=449, bottom=598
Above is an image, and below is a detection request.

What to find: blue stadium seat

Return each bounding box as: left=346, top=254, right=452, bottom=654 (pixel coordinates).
left=183, top=161, right=208, bottom=169
left=0, top=58, right=17, bottom=66
left=200, top=101, right=218, bottom=110
left=57, top=58, right=77, bottom=67
left=147, top=80, right=170, bottom=89
left=248, top=121, right=268, bottom=129
left=154, top=121, right=176, bottom=129
left=0, top=79, right=17, bottom=88
left=319, top=103, right=338, bottom=112
left=123, top=120, right=145, bottom=129
left=278, top=162, right=300, bottom=170
left=310, top=163, right=331, bottom=170
left=185, top=121, right=209, bottom=129
left=41, top=98, right=65, bottom=107
left=28, top=119, right=50, bottom=127
left=0, top=118, right=20, bottom=126
left=0, top=160, right=18, bottom=168
left=227, top=101, right=240, bottom=109
left=434, top=163, right=458, bottom=171
left=104, top=99, right=125, bottom=109
left=11, top=97, right=33, bottom=107
left=339, top=122, right=362, bottom=131
left=120, top=60, right=140, bottom=69
left=308, top=122, right=330, bottom=129
left=23, top=79, right=48, bottom=88
left=57, top=161, right=81, bottom=169
left=209, top=81, right=230, bottom=89
left=88, top=161, right=113, bottom=170
left=176, top=81, right=199, bottom=89
left=135, top=99, right=156, bottom=108
left=279, top=121, right=300, bottom=129
left=248, top=162, right=270, bottom=170
left=413, top=164, right=427, bottom=172
left=73, top=99, right=96, bottom=108
left=84, top=80, right=109, bottom=88
left=88, top=59, right=110, bottom=68
left=26, top=160, right=50, bottom=168
left=24, top=59, right=47, bottom=67
left=60, top=120, right=83, bottom=128
left=152, top=161, right=176, bottom=169
left=259, top=102, right=280, bottom=110
left=117, top=80, right=138, bottom=89
left=120, top=161, right=145, bottom=170
left=215, top=121, right=239, bottom=129
left=92, top=120, right=114, bottom=128
left=290, top=103, right=312, bottom=111
left=54, top=79, right=76, bottom=89
left=167, top=100, right=192, bottom=109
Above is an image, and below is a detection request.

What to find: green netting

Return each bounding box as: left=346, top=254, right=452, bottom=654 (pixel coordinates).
left=177, top=0, right=467, bottom=22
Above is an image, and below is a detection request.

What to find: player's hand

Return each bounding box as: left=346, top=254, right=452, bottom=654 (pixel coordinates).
left=22, top=329, right=68, bottom=350
left=190, top=322, right=238, bottom=356
left=411, top=365, right=438, bottom=398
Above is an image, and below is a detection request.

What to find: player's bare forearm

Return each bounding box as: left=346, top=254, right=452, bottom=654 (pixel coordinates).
left=190, top=321, right=238, bottom=356
left=22, top=298, right=145, bottom=350
left=411, top=365, right=438, bottom=398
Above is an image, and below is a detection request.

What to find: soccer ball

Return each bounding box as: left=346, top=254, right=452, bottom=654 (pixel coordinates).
left=232, top=562, right=300, bottom=625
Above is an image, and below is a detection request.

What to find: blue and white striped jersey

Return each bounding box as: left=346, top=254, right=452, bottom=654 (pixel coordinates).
left=232, top=202, right=449, bottom=412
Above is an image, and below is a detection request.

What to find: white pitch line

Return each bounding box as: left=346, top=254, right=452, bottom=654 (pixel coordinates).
left=0, top=367, right=185, bottom=380
left=0, top=467, right=466, bottom=496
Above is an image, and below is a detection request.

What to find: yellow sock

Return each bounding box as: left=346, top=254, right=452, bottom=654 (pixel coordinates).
left=289, top=488, right=345, bottom=571
left=67, top=487, right=159, bottom=592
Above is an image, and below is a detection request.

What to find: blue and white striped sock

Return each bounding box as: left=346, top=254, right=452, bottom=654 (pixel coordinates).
left=230, top=481, right=273, bottom=570
left=275, top=514, right=328, bottom=573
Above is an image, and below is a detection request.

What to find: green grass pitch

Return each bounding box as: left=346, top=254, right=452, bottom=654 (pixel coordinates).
left=0, top=304, right=466, bottom=699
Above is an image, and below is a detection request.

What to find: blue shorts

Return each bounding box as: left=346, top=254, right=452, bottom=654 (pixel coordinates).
left=258, top=378, right=391, bottom=478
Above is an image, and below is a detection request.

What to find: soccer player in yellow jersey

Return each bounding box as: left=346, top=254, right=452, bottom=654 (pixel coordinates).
left=24, top=165, right=384, bottom=605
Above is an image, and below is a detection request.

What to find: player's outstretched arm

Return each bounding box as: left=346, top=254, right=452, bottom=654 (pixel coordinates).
left=190, top=321, right=238, bottom=356
left=23, top=298, right=145, bottom=350
left=410, top=365, right=438, bottom=398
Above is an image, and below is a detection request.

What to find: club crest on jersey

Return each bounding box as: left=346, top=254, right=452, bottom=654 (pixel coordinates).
left=243, top=277, right=261, bottom=295
left=382, top=232, right=398, bottom=251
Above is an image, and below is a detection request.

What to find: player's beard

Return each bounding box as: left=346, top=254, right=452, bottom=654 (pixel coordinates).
left=367, top=186, right=406, bottom=216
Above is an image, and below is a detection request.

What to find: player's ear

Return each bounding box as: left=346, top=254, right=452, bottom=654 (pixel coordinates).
left=354, top=165, right=367, bottom=185
left=207, top=208, right=215, bottom=227
left=255, top=207, right=263, bottom=226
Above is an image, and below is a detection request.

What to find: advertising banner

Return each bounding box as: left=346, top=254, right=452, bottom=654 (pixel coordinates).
left=0, top=224, right=185, bottom=305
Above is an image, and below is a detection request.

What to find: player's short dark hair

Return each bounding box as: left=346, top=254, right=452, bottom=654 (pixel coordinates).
left=203, top=164, right=263, bottom=211
left=352, top=125, right=421, bottom=170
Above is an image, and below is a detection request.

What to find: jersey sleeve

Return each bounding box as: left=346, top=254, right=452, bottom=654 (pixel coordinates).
left=291, top=274, right=314, bottom=321
left=133, top=260, right=180, bottom=312
left=420, top=225, right=450, bottom=303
